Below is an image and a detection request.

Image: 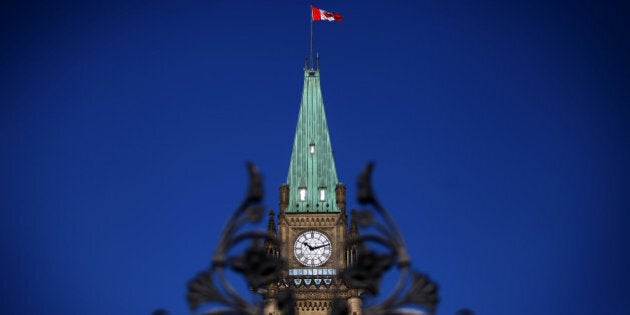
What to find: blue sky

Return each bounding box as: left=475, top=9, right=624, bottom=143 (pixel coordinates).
left=1, top=0, right=628, bottom=314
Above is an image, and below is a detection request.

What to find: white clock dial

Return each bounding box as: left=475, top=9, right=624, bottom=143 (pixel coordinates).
left=293, top=230, right=332, bottom=267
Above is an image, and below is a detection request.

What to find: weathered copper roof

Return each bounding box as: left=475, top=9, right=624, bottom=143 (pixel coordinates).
left=285, top=68, right=339, bottom=213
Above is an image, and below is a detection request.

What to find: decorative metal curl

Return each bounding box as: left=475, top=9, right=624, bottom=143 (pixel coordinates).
left=182, top=162, right=473, bottom=315
left=186, top=162, right=290, bottom=315
left=341, top=163, right=439, bottom=315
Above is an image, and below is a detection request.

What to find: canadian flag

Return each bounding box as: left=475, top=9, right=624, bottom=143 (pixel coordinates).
left=311, top=5, right=343, bottom=21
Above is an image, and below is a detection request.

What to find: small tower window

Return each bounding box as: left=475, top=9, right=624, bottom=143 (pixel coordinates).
left=319, top=188, right=326, bottom=201
left=309, top=144, right=315, bottom=155
left=299, top=188, right=307, bottom=201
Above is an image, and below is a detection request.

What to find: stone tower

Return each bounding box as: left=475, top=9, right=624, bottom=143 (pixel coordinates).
left=264, top=64, right=361, bottom=315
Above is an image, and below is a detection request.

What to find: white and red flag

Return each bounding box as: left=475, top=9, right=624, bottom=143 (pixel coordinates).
left=311, top=5, right=343, bottom=21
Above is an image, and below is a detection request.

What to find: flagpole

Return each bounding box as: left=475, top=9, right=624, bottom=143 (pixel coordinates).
left=310, top=4, right=314, bottom=70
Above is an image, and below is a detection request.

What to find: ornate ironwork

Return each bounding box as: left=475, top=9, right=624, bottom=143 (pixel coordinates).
left=178, top=162, right=473, bottom=315
left=339, top=163, right=439, bottom=315
left=186, top=162, right=289, bottom=315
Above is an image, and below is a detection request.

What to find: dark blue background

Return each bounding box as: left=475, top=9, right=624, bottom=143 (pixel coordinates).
left=1, top=1, right=628, bottom=314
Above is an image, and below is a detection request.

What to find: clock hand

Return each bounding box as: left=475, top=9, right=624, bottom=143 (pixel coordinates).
left=303, top=242, right=315, bottom=251
left=311, top=243, right=330, bottom=250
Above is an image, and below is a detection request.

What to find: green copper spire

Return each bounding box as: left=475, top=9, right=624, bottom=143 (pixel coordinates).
left=285, top=68, right=339, bottom=213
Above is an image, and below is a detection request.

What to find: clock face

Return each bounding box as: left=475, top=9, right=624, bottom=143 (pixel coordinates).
left=293, top=230, right=332, bottom=267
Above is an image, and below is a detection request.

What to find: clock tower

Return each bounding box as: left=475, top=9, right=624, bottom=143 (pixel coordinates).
left=264, top=64, right=361, bottom=315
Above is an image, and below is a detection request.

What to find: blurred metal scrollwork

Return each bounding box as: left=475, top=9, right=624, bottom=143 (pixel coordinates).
left=187, top=163, right=291, bottom=315
left=183, top=162, right=473, bottom=315
left=338, top=163, right=439, bottom=315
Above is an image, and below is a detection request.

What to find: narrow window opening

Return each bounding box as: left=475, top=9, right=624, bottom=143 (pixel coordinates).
left=319, top=188, right=326, bottom=201
left=299, top=188, right=306, bottom=201
left=309, top=144, right=315, bottom=155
